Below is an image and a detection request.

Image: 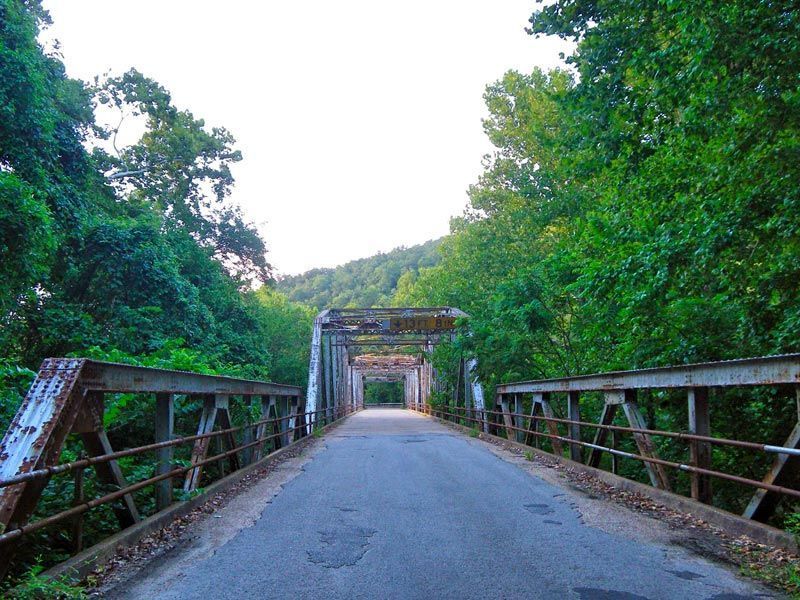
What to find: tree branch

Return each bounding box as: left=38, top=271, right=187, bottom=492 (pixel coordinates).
left=106, top=168, right=149, bottom=180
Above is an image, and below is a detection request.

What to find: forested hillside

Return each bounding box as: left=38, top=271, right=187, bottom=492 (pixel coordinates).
left=278, top=238, right=441, bottom=310
left=0, top=1, right=313, bottom=427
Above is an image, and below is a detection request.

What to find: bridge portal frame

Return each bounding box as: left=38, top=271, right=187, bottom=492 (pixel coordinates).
left=305, top=307, right=486, bottom=429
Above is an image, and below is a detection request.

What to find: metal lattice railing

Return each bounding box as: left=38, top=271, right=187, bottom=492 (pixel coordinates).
left=413, top=354, right=800, bottom=524
left=0, top=358, right=360, bottom=580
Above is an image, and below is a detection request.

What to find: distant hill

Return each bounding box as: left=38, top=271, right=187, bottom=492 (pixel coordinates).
left=277, top=239, right=442, bottom=311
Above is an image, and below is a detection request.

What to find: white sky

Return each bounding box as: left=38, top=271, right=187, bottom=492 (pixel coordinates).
left=42, top=1, right=571, bottom=276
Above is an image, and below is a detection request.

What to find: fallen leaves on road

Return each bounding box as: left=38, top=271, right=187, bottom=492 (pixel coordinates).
left=474, top=429, right=800, bottom=596
left=85, top=441, right=310, bottom=595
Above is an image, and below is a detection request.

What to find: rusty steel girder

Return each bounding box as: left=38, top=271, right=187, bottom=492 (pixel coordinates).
left=0, top=358, right=302, bottom=578
left=496, top=353, right=800, bottom=395
left=0, top=359, right=87, bottom=535
left=495, top=354, right=800, bottom=522
left=305, top=307, right=486, bottom=426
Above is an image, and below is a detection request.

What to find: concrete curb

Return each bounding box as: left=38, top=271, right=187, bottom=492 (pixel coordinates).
left=42, top=414, right=352, bottom=584
left=428, top=415, right=799, bottom=554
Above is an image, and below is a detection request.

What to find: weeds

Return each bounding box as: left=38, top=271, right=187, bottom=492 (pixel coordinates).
left=739, top=560, right=800, bottom=599
left=786, top=513, right=800, bottom=545
left=4, top=561, right=85, bottom=599
left=175, top=487, right=205, bottom=502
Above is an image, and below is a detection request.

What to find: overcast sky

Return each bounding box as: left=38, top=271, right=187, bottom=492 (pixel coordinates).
left=42, top=1, right=571, bottom=275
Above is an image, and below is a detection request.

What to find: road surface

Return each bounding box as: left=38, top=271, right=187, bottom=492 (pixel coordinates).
left=110, top=409, right=777, bottom=599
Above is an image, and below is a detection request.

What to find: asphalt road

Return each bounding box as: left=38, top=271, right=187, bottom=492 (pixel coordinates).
left=113, top=409, right=777, bottom=599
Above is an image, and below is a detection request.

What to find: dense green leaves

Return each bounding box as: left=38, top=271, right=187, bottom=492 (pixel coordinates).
left=0, top=2, right=313, bottom=582
left=398, top=0, right=800, bottom=520
left=0, top=0, right=311, bottom=403
left=0, top=173, right=53, bottom=316
left=95, top=69, right=270, bottom=283
left=405, top=0, right=800, bottom=378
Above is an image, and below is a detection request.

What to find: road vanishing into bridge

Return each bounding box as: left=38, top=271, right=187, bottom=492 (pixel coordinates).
left=107, top=410, right=775, bottom=600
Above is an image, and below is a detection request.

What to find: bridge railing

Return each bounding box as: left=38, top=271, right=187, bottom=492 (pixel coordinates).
left=415, top=354, right=800, bottom=524
left=0, top=358, right=358, bottom=580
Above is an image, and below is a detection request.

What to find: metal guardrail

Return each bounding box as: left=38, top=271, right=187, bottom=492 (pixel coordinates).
left=0, top=358, right=358, bottom=580
left=414, top=354, right=800, bottom=523
left=495, top=354, right=800, bottom=394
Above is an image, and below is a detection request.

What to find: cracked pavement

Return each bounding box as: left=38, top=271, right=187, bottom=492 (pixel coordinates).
left=105, top=409, right=780, bottom=599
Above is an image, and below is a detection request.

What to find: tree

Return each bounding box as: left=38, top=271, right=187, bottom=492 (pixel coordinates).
left=278, top=239, right=442, bottom=310
left=396, top=0, right=800, bottom=518
left=94, top=69, right=270, bottom=283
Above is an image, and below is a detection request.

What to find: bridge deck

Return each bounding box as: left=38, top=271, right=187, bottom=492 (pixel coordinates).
left=107, top=410, right=774, bottom=599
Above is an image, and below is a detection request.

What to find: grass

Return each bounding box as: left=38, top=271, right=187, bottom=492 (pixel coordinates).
left=739, top=561, right=800, bottom=598
left=4, top=562, right=86, bottom=599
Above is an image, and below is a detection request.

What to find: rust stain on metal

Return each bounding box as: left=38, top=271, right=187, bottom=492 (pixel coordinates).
left=0, top=358, right=305, bottom=579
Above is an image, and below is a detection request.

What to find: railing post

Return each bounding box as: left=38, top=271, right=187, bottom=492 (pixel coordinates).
left=71, top=459, right=85, bottom=554
left=587, top=392, right=620, bottom=468
left=278, top=396, right=291, bottom=446
left=744, top=385, right=800, bottom=521
left=611, top=430, right=618, bottom=475
left=241, top=395, right=254, bottom=465
left=214, top=395, right=240, bottom=473
left=538, top=392, right=563, bottom=456
left=688, top=387, right=712, bottom=504
left=498, top=395, right=515, bottom=441
left=184, top=394, right=218, bottom=492
left=513, top=394, right=524, bottom=443
left=289, top=396, right=299, bottom=442
left=619, top=390, right=671, bottom=491
left=78, top=392, right=141, bottom=526
left=155, top=393, right=175, bottom=511
left=567, top=391, right=582, bottom=463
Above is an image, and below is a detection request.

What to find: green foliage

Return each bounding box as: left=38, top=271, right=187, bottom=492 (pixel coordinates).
left=738, top=556, right=800, bottom=599
left=251, top=288, right=315, bottom=386
left=176, top=488, right=205, bottom=502
left=0, top=361, right=36, bottom=432
left=397, top=0, right=800, bottom=522
left=363, top=382, right=403, bottom=405
left=94, top=69, right=269, bottom=283
left=787, top=513, right=800, bottom=543
left=0, top=173, right=54, bottom=316
left=0, top=0, right=311, bottom=391
left=428, top=390, right=449, bottom=409
left=5, top=560, right=85, bottom=599
left=278, top=239, right=441, bottom=311
left=0, top=1, right=314, bottom=581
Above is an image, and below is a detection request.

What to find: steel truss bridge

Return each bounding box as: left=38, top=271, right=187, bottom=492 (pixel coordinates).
left=305, top=307, right=485, bottom=418
left=0, top=306, right=797, bottom=588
